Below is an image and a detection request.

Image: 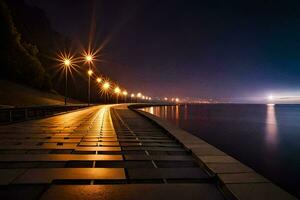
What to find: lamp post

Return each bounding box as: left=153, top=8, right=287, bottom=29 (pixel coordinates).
left=114, top=87, right=121, bottom=103
left=85, top=54, right=93, bottom=106
left=131, top=93, right=135, bottom=103
left=87, top=69, right=93, bottom=106
left=102, top=81, right=110, bottom=104
left=122, top=91, right=128, bottom=103
left=137, top=92, right=142, bottom=103
left=96, top=77, right=102, bottom=103
left=63, top=59, right=71, bottom=105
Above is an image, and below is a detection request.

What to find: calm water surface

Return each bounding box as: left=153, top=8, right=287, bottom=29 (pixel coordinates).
left=142, top=104, right=300, bottom=198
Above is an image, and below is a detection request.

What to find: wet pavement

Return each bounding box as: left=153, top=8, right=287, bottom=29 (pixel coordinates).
left=0, top=104, right=279, bottom=199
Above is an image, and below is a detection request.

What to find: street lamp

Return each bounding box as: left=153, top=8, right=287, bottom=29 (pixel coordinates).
left=85, top=54, right=94, bottom=106
left=114, top=86, right=121, bottom=103
left=122, top=90, right=128, bottom=103
left=87, top=69, right=93, bottom=106
left=137, top=92, right=142, bottom=103
left=63, top=58, right=71, bottom=105
left=102, top=81, right=110, bottom=104
left=131, top=93, right=135, bottom=103
left=96, top=77, right=102, bottom=83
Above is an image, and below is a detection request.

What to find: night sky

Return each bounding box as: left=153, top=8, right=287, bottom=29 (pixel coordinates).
left=26, top=0, right=300, bottom=102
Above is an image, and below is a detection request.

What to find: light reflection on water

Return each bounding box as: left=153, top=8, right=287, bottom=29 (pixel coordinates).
left=265, top=104, right=278, bottom=148
left=141, top=104, right=300, bottom=198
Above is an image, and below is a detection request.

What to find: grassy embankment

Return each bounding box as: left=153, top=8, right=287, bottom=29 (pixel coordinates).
left=0, top=80, right=82, bottom=107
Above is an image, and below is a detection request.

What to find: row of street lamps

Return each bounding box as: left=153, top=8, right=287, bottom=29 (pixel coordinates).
left=58, top=51, right=153, bottom=105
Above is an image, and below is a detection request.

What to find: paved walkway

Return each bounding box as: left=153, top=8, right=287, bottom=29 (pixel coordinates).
left=0, top=105, right=295, bottom=199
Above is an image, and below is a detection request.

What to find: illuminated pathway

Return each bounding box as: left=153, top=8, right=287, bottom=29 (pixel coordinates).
left=0, top=105, right=295, bottom=199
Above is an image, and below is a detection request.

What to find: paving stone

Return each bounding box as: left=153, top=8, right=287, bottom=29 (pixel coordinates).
left=0, top=185, right=47, bottom=200
left=40, top=184, right=224, bottom=200
left=226, top=183, right=297, bottom=200
left=65, top=161, right=93, bottom=168
left=192, top=145, right=226, bottom=156
left=218, top=172, right=269, bottom=184
left=75, top=147, right=121, bottom=151
left=0, top=154, right=123, bottom=161
left=119, top=142, right=142, bottom=147
left=36, top=161, right=66, bottom=168
left=14, top=168, right=126, bottom=184
left=0, top=169, right=25, bottom=185
left=155, top=160, right=198, bottom=168
left=41, top=143, right=78, bottom=149
left=122, top=147, right=185, bottom=151
left=26, top=149, right=52, bottom=154
left=124, top=155, right=194, bottom=161
left=199, top=156, right=239, bottom=164
left=99, top=138, right=118, bottom=142
left=0, top=162, right=38, bottom=169
left=127, top=168, right=210, bottom=179
left=79, top=142, right=97, bottom=146
left=50, top=149, right=73, bottom=154
left=140, top=143, right=180, bottom=147
left=206, top=163, right=253, bottom=174
left=99, top=142, right=120, bottom=146
left=72, top=151, right=97, bottom=154
left=95, top=161, right=155, bottom=168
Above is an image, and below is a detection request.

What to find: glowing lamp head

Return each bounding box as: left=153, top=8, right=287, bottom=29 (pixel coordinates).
left=164, top=97, right=168, bottom=101
left=131, top=93, right=135, bottom=97
left=88, top=70, right=93, bottom=76
left=85, top=55, right=93, bottom=62
left=122, top=91, right=128, bottom=96
left=149, top=97, right=152, bottom=100
left=137, top=93, right=142, bottom=98
left=96, top=78, right=102, bottom=83
left=102, top=82, right=110, bottom=90
left=142, top=96, right=145, bottom=99
left=114, top=87, right=121, bottom=94
left=175, top=98, right=179, bottom=102
left=64, top=59, right=71, bottom=67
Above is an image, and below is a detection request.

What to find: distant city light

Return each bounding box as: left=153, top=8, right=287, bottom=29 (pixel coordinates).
left=164, top=97, right=168, bottom=101
left=122, top=91, right=128, bottom=96
left=268, top=95, right=274, bottom=101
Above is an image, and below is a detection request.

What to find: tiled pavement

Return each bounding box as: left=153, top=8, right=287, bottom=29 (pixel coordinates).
left=0, top=106, right=223, bottom=200
left=0, top=105, right=234, bottom=199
